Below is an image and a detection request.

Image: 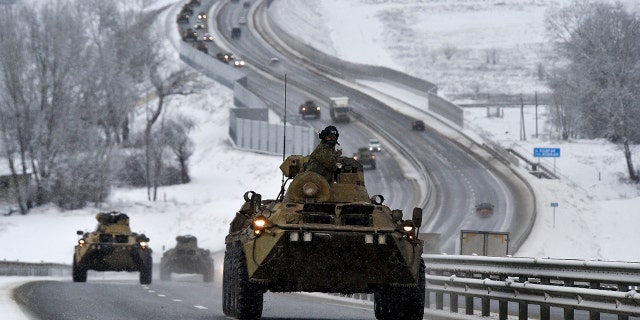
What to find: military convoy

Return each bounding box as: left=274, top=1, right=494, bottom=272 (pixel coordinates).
left=73, top=211, right=153, bottom=285
left=160, top=235, right=214, bottom=282
left=223, top=155, right=425, bottom=320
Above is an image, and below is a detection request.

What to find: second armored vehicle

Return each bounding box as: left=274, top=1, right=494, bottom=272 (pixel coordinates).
left=73, top=211, right=152, bottom=284
left=223, top=155, right=425, bottom=320
left=160, top=235, right=214, bottom=282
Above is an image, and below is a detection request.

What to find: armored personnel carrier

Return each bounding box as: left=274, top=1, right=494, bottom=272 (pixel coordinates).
left=223, top=155, right=425, bottom=320
left=160, top=235, right=214, bottom=282
left=299, top=100, right=320, bottom=119
left=73, top=211, right=152, bottom=284
left=353, top=147, right=376, bottom=169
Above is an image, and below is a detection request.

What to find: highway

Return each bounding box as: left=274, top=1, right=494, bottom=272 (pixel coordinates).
left=212, top=0, right=534, bottom=254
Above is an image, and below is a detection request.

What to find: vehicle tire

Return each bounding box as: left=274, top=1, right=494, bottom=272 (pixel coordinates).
left=229, top=241, right=263, bottom=320
left=222, top=242, right=236, bottom=317
left=72, top=254, right=87, bottom=283
left=139, top=255, right=153, bottom=285
left=374, top=259, right=425, bottom=320
left=203, top=259, right=214, bottom=283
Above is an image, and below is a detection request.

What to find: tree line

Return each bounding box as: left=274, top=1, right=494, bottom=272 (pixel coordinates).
left=546, top=1, right=640, bottom=182
left=0, top=0, right=198, bottom=214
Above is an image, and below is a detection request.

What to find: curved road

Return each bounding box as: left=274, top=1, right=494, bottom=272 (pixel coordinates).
left=215, top=0, right=534, bottom=254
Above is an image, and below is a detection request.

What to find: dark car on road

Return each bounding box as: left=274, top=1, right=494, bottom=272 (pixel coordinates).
left=476, top=202, right=494, bottom=217
left=354, top=147, right=376, bottom=169
left=231, top=27, right=241, bottom=39
left=412, top=120, right=425, bottom=131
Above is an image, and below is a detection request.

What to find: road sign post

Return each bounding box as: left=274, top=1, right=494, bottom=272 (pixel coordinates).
left=534, top=147, right=560, bottom=175
left=551, top=202, right=559, bottom=228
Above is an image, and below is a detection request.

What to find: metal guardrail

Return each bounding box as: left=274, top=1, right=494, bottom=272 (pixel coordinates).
left=0, top=260, right=70, bottom=277
left=423, top=254, right=640, bottom=319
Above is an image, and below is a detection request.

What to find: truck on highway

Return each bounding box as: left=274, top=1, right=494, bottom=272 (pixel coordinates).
left=329, top=97, right=350, bottom=123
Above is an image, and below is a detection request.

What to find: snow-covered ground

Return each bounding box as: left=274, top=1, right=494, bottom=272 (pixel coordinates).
left=3, top=0, right=640, bottom=318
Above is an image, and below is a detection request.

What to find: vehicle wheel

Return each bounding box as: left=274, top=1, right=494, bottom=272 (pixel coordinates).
left=139, top=255, right=153, bottom=285
left=222, top=243, right=235, bottom=317
left=228, top=241, right=263, bottom=320
left=374, top=259, right=425, bottom=320
left=72, top=254, right=87, bottom=283
left=203, top=259, right=214, bottom=283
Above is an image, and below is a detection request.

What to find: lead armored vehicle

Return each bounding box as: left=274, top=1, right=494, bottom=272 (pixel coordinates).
left=160, top=235, right=214, bottom=282
left=223, top=155, right=425, bottom=320
left=73, top=211, right=152, bottom=284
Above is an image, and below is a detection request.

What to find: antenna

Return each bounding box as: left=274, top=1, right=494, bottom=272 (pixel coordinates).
left=283, top=74, right=287, bottom=161
left=278, top=75, right=288, bottom=201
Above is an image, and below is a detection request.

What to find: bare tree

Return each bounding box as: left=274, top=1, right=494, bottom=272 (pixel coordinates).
left=164, top=116, right=195, bottom=184
left=546, top=1, right=640, bottom=182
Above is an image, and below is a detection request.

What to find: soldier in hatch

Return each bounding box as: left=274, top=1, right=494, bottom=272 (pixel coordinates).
left=306, top=125, right=341, bottom=183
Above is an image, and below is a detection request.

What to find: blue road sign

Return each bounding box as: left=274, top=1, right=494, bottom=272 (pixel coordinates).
left=534, top=147, right=560, bottom=158
left=551, top=202, right=558, bottom=207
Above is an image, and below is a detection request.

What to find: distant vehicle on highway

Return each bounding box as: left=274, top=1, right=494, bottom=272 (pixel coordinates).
left=182, top=28, right=197, bottom=42
left=368, top=138, right=381, bottom=152
left=238, top=16, right=247, bottom=25
left=412, top=120, right=425, bottom=131
left=197, top=11, right=207, bottom=20
left=176, top=13, right=189, bottom=24
left=328, top=97, right=350, bottom=122
left=269, top=57, right=279, bottom=64
left=202, top=32, right=213, bottom=42
left=193, top=41, right=208, bottom=54
left=476, top=202, right=494, bottom=217
left=299, top=100, right=320, bottom=119
left=353, top=147, right=376, bottom=169
left=194, top=21, right=205, bottom=29
left=233, top=58, right=246, bottom=67
left=216, top=52, right=235, bottom=64
left=231, top=27, right=241, bottom=39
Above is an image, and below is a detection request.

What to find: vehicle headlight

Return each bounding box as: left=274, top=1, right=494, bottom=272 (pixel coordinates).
left=139, top=241, right=148, bottom=249
left=401, top=221, right=415, bottom=239
left=78, top=239, right=85, bottom=247
left=251, top=215, right=271, bottom=235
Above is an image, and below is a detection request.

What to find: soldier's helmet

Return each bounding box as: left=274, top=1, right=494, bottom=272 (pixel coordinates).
left=319, top=125, right=339, bottom=145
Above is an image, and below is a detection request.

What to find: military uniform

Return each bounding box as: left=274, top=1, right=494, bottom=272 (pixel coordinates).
left=307, top=141, right=340, bottom=183
left=306, top=126, right=341, bottom=183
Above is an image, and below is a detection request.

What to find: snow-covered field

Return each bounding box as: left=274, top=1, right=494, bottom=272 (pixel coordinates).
left=3, top=0, right=640, bottom=317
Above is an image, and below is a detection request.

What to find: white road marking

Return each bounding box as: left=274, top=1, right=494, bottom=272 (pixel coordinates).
left=194, top=305, right=208, bottom=310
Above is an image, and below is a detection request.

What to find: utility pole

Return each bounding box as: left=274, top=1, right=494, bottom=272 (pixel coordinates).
left=535, top=91, right=538, bottom=139
left=520, top=95, right=526, bottom=141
